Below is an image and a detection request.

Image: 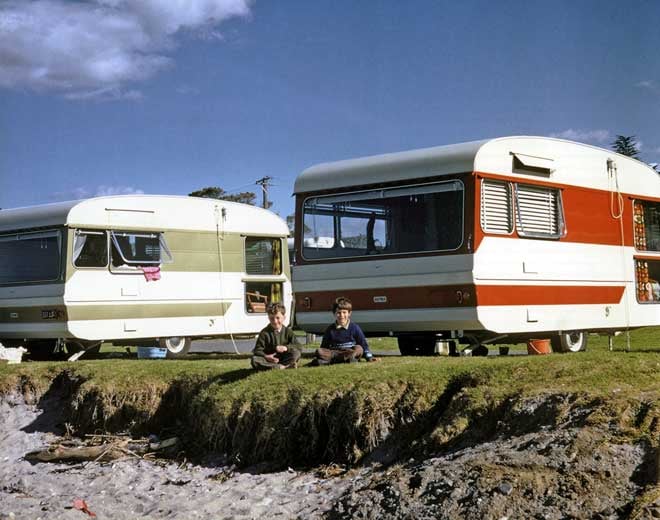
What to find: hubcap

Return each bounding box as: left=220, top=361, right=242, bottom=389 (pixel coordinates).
left=566, top=333, right=583, bottom=352
left=165, top=337, right=185, bottom=353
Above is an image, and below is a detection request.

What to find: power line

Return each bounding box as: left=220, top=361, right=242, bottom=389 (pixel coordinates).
left=255, top=176, right=273, bottom=209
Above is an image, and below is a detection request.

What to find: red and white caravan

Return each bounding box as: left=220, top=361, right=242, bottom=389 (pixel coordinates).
left=292, top=136, right=660, bottom=354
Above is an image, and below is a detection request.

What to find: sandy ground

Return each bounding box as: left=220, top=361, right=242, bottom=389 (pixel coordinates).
left=2, top=392, right=658, bottom=520
left=0, top=394, right=367, bottom=520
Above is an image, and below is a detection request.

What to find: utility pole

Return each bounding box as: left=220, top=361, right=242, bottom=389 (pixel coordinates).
left=255, top=176, right=273, bottom=209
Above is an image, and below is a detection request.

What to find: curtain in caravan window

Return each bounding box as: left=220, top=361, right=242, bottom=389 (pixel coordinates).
left=634, top=200, right=660, bottom=251
left=514, top=184, right=564, bottom=239
left=480, top=180, right=513, bottom=234
left=73, top=230, right=108, bottom=267
left=245, top=238, right=282, bottom=275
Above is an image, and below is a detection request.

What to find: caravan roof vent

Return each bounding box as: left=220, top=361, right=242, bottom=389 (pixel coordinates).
left=511, top=152, right=554, bottom=175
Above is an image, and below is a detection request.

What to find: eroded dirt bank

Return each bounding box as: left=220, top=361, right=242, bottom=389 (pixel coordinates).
left=1, top=371, right=659, bottom=519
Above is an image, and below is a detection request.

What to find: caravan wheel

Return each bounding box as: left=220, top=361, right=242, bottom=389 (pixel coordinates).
left=550, top=332, right=588, bottom=353
left=160, top=337, right=192, bottom=358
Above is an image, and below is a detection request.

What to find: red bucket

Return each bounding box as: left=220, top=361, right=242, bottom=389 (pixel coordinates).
left=527, top=339, right=551, bottom=355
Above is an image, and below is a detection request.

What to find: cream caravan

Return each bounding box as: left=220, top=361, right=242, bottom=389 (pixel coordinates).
left=0, top=195, right=292, bottom=358
left=292, top=137, right=660, bottom=355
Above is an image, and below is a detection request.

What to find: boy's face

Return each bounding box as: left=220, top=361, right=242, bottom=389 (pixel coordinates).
left=268, top=311, right=285, bottom=330
left=335, top=308, right=351, bottom=327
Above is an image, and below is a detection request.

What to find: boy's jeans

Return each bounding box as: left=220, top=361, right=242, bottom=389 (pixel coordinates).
left=315, top=345, right=364, bottom=364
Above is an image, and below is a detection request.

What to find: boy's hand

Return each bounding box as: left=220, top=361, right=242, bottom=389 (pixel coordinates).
left=264, top=353, right=279, bottom=363
left=275, top=345, right=288, bottom=353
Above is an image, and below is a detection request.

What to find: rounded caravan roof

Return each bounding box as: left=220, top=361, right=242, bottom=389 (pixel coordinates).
left=0, top=195, right=289, bottom=235
left=294, top=136, right=660, bottom=198
left=294, top=139, right=487, bottom=194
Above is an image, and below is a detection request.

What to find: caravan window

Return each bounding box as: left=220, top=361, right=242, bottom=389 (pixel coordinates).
left=73, top=230, right=108, bottom=268
left=302, top=180, right=464, bottom=260
left=481, top=180, right=513, bottom=234
left=635, top=259, right=660, bottom=303
left=633, top=200, right=660, bottom=252
left=514, top=184, right=565, bottom=239
left=245, top=238, right=282, bottom=275
left=245, top=281, right=283, bottom=313
left=110, top=230, right=172, bottom=268
left=0, top=229, right=62, bottom=284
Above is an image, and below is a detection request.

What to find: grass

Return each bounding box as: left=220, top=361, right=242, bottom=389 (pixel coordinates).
left=1, top=327, right=659, bottom=469
left=298, top=327, right=660, bottom=353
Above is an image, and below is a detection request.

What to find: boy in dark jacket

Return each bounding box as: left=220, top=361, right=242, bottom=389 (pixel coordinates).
left=314, top=297, right=377, bottom=365
left=251, top=302, right=301, bottom=370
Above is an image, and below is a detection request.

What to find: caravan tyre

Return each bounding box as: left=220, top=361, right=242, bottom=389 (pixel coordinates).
left=551, top=331, right=588, bottom=353
left=160, top=337, right=192, bottom=358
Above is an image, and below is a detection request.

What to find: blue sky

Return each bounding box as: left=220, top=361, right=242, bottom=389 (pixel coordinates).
left=2, top=0, right=659, bottom=218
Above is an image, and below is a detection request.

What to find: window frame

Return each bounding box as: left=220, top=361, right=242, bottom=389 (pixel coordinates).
left=635, top=257, right=660, bottom=304
left=480, top=179, right=514, bottom=235
left=513, top=183, right=566, bottom=240
left=72, top=229, right=108, bottom=269
left=0, top=228, right=63, bottom=285
left=244, top=281, right=284, bottom=314
left=244, top=236, right=283, bottom=276
left=301, top=179, right=465, bottom=261
left=109, top=230, right=173, bottom=271
left=633, top=199, right=660, bottom=252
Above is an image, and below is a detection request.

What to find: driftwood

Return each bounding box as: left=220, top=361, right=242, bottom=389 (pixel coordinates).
left=25, top=436, right=179, bottom=464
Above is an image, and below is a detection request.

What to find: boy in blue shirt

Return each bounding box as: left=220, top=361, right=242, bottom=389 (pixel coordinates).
left=313, top=297, right=377, bottom=365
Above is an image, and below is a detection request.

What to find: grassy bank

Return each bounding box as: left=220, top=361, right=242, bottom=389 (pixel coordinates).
left=1, top=327, right=659, bottom=471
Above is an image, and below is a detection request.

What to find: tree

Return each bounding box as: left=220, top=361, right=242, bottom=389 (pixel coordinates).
left=611, top=135, right=640, bottom=159
left=189, top=186, right=256, bottom=205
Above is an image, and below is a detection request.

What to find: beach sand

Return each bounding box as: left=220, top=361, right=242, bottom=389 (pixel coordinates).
left=0, top=394, right=365, bottom=520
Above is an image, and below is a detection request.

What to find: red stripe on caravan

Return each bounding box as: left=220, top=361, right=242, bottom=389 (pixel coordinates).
left=295, top=284, right=625, bottom=313
left=476, top=285, right=625, bottom=306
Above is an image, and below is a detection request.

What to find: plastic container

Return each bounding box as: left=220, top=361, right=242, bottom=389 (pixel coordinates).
left=0, top=345, right=27, bottom=364
left=527, top=339, right=551, bottom=355
left=137, top=346, right=167, bottom=359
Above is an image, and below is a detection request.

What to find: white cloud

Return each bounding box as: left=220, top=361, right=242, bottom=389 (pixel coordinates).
left=50, top=185, right=144, bottom=201
left=549, top=129, right=611, bottom=144
left=94, top=185, right=145, bottom=197
left=64, top=86, right=144, bottom=102
left=636, top=80, right=657, bottom=90
left=0, top=0, right=251, bottom=100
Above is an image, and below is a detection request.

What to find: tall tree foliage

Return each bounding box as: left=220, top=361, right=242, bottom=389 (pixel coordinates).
left=189, top=186, right=256, bottom=205
left=611, top=135, right=640, bottom=159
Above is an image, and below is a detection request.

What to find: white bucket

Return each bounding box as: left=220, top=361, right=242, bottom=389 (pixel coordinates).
left=0, top=345, right=28, bottom=364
